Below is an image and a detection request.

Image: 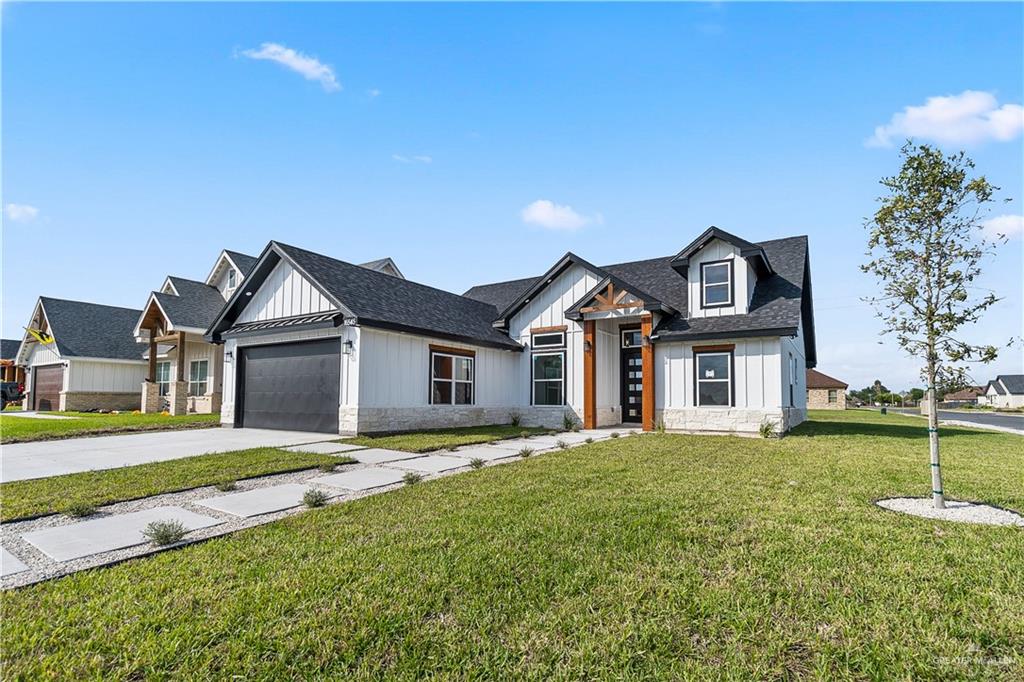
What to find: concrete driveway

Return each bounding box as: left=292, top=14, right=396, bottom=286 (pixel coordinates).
left=1, top=428, right=335, bottom=483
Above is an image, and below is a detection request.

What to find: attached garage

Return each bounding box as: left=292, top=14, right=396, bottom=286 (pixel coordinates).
left=33, top=365, right=64, bottom=411
left=237, top=339, right=340, bottom=433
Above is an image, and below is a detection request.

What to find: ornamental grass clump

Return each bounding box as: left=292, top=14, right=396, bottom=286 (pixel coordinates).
left=469, top=458, right=485, bottom=470
left=215, top=480, right=238, bottom=492
left=61, top=501, right=96, bottom=518
left=518, top=447, right=534, bottom=459
left=318, top=461, right=338, bottom=473
left=303, top=488, right=329, bottom=508
left=403, top=472, right=423, bottom=486
left=143, top=520, right=187, bottom=546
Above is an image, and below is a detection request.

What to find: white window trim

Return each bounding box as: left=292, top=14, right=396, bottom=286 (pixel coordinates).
left=532, top=350, right=565, bottom=407
left=695, top=351, right=732, bottom=408
left=430, top=351, right=474, bottom=405
left=189, top=359, right=209, bottom=396
left=700, top=261, right=733, bottom=308
left=531, top=331, right=565, bottom=348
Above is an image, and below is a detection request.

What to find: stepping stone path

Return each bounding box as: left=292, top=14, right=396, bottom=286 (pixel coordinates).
left=312, top=468, right=407, bottom=491
left=21, top=506, right=222, bottom=562
left=350, top=448, right=423, bottom=464
left=4, top=428, right=628, bottom=587
left=1, top=547, right=29, bottom=577
left=393, top=455, right=471, bottom=474
left=283, top=442, right=366, bottom=455
left=196, top=484, right=331, bottom=518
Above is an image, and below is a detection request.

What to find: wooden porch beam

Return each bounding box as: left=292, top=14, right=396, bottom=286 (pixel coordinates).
left=148, top=328, right=157, bottom=383
left=641, top=314, right=655, bottom=432
left=583, top=319, right=596, bottom=429
left=176, top=330, right=186, bottom=382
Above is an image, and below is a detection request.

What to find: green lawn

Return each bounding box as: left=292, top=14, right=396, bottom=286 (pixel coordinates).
left=347, top=423, right=551, bottom=452
left=2, top=410, right=1022, bottom=679
left=0, top=411, right=219, bottom=443
left=0, top=448, right=355, bottom=522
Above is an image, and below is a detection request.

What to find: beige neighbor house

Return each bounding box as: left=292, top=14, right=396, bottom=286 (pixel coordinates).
left=806, top=369, right=847, bottom=409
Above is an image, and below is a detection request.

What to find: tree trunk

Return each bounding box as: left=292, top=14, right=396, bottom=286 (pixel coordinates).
left=927, top=361, right=945, bottom=509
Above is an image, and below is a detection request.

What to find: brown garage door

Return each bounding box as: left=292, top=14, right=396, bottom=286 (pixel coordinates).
left=33, top=365, right=64, bottom=411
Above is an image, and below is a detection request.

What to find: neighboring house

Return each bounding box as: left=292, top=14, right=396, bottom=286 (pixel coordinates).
left=981, top=375, right=1024, bottom=408
left=1, top=339, right=26, bottom=384
left=132, top=250, right=258, bottom=415
left=941, top=386, right=984, bottom=407
left=206, top=227, right=816, bottom=436
left=15, top=298, right=146, bottom=411
left=806, top=369, right=847, bottom=409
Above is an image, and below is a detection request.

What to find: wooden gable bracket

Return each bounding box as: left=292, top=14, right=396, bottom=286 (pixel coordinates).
left=579, top=282, right=644, bottom=314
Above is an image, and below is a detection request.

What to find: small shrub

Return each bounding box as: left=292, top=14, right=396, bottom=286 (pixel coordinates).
left=318, top=461, right=338, bottom=473
left=518, top=447, right=534, bottom=458
left=62, top=501, right=96, bottom=518
left=655, top=419, right=666, bottom=433
left=143, top=519, right=187, bottom=546
left=403, top=472, right=423, bottom=485
left=584, top=437, right=594, bottom=444
left=509, top=411, right=522, bottom=427
left=610, top=431, right=620, bottom=439
left=562, top=413, right=577, bottom=431
left=556, top=439, right=570, bottom=450
left=519, top=431, right=531, bottom=439
left=215, top=480, right=237, bottom=492
left=303, top=488, right=329, bottom=508
left=759, top=420, right=778, bottom=439
left=470, top=458, right=485, bottom=470
left=571, top=423, right=581, bottom=432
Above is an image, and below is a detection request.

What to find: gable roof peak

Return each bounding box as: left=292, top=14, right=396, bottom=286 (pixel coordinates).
left=670, top=226, right=774, bottom=277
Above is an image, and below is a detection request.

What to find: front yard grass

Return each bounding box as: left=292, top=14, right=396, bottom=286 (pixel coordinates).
left=347, top=423, right=550, bottom=452
left=0, top=411, right=220, bottom=444
left=0, top=448, right=354, bottom=521
left=2, top=410, right=1022, bottom=679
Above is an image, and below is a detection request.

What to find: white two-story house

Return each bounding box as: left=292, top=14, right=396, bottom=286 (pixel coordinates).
left=206, top=227, right=815, bottom=435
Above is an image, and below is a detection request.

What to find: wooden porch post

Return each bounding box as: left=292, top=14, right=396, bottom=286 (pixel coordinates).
left=148, top=328, right=157, bottom=382
left=583, top=319, right=596, bottom=429
left=641, top=314, right=655, bottom=432
left=176, top=331, right=186, bottom=382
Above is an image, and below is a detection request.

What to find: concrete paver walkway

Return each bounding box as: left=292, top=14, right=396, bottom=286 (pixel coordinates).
left=1, top=427, right=333, bottom=483
left=284, top=442, right=365, bottom=455
left=21, top=506, right=223, bottom=561
left=3, top=427, right=629, bottom=588
left=350, top=448, right=423, bottom=464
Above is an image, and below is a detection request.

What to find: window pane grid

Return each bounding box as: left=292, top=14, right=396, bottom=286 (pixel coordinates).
left=431, top=352, right=474, bottom=405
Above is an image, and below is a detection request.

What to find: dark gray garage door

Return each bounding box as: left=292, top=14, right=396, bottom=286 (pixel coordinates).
left=238, top=339, right=340, bottom=433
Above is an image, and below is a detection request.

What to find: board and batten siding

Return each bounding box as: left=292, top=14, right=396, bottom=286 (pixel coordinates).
left=67, top=360, right=147, bottom=393
left=655, top=337, right=783, bottom=410
left=687, top=238, right=756, bottom=318
left=507, top=263, right=604, bottom=411
left=357, top=328, right=520, bottom=408
left=237, top=260, right=336, bottom=323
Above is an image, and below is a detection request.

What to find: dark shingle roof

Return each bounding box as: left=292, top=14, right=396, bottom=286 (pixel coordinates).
left=987, top=380, right=1007, bottom=395
left=1, top=339, right=21, bottom=360
left=807, top=369, right=848, bottom=389
left=155, top=277, right=227, bottom=330
left=225, top=250, right=258, bottom=276
left=463, top=275, right=542, bottom=311
left=40, top=297, right=145, bottom=361
left=997, top=374, right=1024, bottom=395
left=273, top=243, right=522, bottom=351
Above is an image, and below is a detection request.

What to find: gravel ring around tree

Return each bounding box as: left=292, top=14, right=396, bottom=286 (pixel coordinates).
left=876, top=497, right=1024, bottom=527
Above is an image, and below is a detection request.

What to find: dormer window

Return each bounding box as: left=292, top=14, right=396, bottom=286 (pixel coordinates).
left=700, top=260, right=733, bottom=308
left=227, top=268, right=237, bottom=290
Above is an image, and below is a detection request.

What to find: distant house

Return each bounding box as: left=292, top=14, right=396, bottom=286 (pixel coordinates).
left=981, top=375, right=1024, bottom=409
left=941, top=386, right=983, bottom=406
left=806, top=369, right=847, bottom=409
left=16, top=298, right=146, bottom=411
left=1, top=339, right=25, bottom=384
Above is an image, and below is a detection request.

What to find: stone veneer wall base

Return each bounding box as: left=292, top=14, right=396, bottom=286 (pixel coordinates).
left=61, top=391, right=143, bottom=412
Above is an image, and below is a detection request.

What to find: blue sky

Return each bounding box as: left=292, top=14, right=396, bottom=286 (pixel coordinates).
left=3, top=2, right=1022, bottom=390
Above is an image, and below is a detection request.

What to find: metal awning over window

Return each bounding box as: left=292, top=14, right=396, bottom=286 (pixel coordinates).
left=222, top=312, right=342, bottom=339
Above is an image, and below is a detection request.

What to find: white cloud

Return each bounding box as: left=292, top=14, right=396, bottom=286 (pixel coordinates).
left=392, top=154, right=432, bottom=164
left=240, top=42, right=340, bottom=92
left=4, top=203, right=39, bottom=223
left=982, top=214, right=1024, bottom=240
left=867, top=90, right=1024, bottom=147
left=520, top=199, right=596, bottom=231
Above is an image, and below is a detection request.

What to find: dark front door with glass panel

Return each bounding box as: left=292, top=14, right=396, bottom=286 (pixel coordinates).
left=620, top=328, right=643, bottom=423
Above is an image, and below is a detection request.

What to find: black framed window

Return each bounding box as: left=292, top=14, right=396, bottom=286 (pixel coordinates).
left=431, top=352, right=474, bottom=405
left=695, top=351, right=732, bottom=407
left=700, top=260, right=733, bottom=308
left=621, top=329, right=642, bottom=348
left=532, top=331, right=565, bottom=348
left=156, top=361, right=171, bottom=397
left=189, top=359, right=209, bottom=396
left=532, top=352, right=564, bottom=406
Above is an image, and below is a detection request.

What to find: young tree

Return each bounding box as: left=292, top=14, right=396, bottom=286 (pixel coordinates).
left=862, top=142, right=1006, bottom=509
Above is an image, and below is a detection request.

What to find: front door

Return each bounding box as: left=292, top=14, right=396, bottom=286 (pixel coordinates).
left=620, top=328, right=643, bottom=423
